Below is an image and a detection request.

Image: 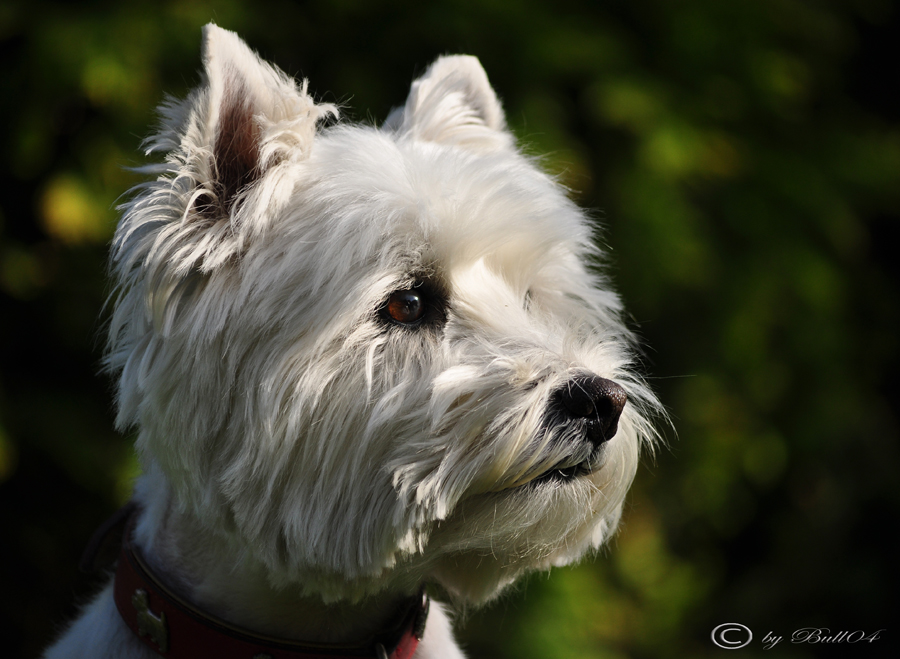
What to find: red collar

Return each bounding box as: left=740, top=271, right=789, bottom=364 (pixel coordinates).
left=108, top=509, right=428, bottom=659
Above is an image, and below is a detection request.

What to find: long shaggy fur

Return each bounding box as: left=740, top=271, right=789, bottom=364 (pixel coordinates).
left=45, top=24, right=660, bottom=659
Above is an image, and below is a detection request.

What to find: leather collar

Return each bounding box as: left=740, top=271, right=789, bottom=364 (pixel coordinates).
left=99, top=505, right=428, bottom=659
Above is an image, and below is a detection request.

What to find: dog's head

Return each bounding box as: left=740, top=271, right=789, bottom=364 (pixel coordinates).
left=109, top=25, right=659, bottom=603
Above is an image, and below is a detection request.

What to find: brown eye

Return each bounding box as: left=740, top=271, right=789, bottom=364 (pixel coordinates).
left=386, top=290, right=426, bottom=324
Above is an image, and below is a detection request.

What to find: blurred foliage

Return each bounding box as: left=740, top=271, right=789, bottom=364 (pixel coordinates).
left=2, top=1, right=898, bottom=657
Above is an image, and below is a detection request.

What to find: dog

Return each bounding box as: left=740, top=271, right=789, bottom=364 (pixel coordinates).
left=44, top=24, right=659, bottom=659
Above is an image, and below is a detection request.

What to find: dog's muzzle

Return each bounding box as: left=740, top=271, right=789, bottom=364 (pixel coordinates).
left=527, top=374, right=627, bottom=484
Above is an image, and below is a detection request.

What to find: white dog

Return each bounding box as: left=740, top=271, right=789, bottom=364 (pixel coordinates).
left=45, top=24, right=659, bottom=659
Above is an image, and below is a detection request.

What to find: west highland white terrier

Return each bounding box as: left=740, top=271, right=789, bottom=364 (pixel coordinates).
left=45, top=24, right=659, bottom=659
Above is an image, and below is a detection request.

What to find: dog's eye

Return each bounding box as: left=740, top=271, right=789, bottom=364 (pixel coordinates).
left=385, top=290, right=426, bottom=324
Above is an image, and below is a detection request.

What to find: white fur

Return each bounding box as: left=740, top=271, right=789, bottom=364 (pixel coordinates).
left=45, top=24, right=659, bottom=658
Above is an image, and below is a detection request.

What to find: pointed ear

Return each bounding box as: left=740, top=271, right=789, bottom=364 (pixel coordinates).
left=190, top=24, right=335, bottom=218
left=386, top=55, right=512, bottom=152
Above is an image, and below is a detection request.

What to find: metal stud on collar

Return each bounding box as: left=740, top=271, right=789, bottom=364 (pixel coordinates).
left=132, top=588, right=169, bottom=652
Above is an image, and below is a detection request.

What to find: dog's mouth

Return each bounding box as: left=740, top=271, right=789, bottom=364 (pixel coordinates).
left=499, top=443, right=602, bottom=490
left=514, top=453, right=599, bottom=488
left=507, top=418, right=620, bottom=489
left=528, top=460, right=593, bottom=485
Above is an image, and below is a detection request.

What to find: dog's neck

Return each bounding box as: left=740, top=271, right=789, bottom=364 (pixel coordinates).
left=132, top=489, right=414, bottom=645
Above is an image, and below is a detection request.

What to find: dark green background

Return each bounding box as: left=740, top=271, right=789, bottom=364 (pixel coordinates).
left=1, top=1, right=898, bottom=657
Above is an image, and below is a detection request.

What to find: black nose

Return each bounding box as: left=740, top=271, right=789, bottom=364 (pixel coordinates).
left=552, top=375, right=627, bottom=446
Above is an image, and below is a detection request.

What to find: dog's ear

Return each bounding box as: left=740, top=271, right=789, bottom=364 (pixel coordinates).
left=185, top=24, right=335, bottom=219
left=386, top=55, right=513, bottom=152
